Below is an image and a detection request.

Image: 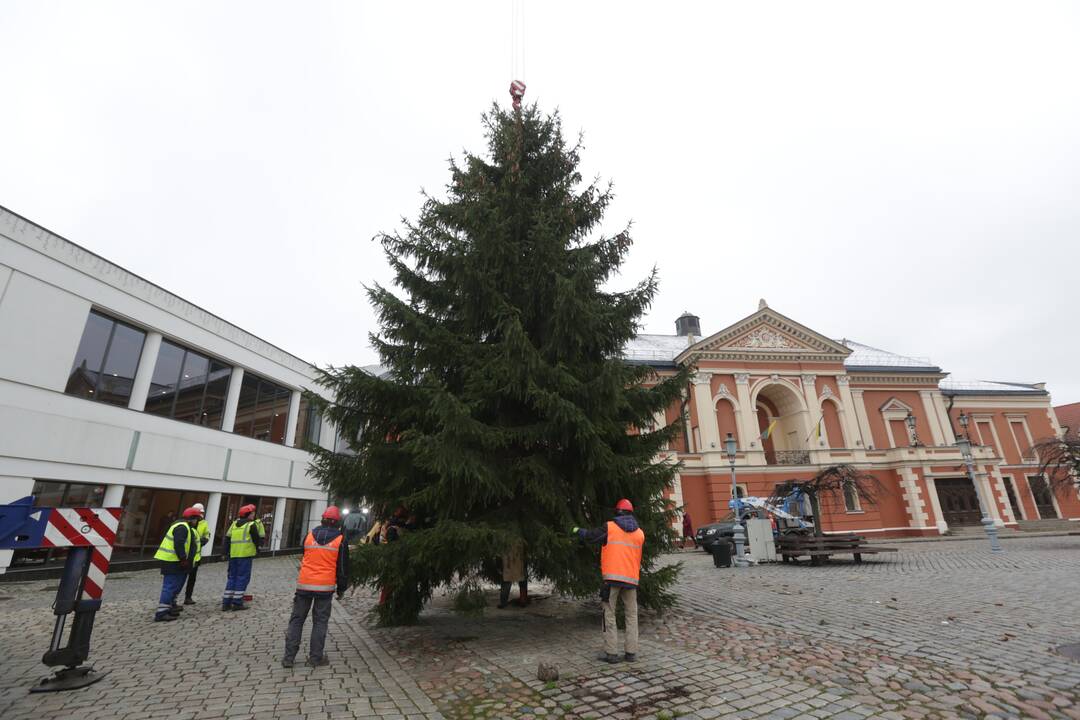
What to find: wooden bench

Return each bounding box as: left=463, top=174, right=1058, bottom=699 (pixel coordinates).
left=776, top=533, right=898, bottom=565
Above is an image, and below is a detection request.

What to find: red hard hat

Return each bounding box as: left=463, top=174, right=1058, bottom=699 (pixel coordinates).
left=239, top=504, right=257, bottom=516
left=322, top=506, right=341, bottom=522
left=182, top=507, right=201, bottom=519
left=615, top=498, right=634, bottom=512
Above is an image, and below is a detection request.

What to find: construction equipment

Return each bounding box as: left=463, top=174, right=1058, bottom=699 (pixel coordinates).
left=730, top=490, right=815, bottom=534
left=0, top=496, right=121, bottom=692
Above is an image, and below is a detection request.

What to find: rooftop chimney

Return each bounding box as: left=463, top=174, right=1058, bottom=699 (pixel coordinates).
left=675, top=311, right=701, bottom=338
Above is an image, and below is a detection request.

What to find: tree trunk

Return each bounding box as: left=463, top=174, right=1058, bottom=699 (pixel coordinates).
left=809, top=491, right=823, bottom=537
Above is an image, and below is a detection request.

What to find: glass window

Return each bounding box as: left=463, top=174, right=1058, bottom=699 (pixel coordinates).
left=294, top=398, right=322, bottom=449
left=843, top=481, right=861, bottom=512
left=63, top=482, right=106, bottom=507
left=145, top=340, right=186, bottom=417
left=202, top=360, right=231, bottom=429
left=30, top=479, right=67, bottom=508
left=232, top=371, right=292, bottom=445
left=145, top=339, right=232, bottom=429
left=283, top=499, right=311, bottom=548
left=233, top=374, right=260, bottom=437
left=65, top=310, right=146, bottom=406
left=145, top=489, right=184, bottom=545
left=114, top=486, right=155, bottom=560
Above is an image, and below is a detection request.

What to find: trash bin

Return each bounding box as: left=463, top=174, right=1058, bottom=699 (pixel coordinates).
left=711, top=540, right=732, bottom=568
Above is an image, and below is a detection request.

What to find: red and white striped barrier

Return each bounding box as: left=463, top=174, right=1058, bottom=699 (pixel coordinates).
left=40, top=508, right=121, bottom=601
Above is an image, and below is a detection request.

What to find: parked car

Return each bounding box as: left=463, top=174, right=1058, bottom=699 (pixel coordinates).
left=694, top=511, right=757, bottom=552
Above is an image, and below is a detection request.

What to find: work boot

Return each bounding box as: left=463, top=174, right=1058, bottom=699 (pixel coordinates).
left=307, top=656, right=329, bottom=667
left=154, top=613, right=178, bottom=622
left=167, top=607, right=182, bottom=616
left=282, top=657, right=294, bottom=669
left=232, top=603, right=250, bottom=611
left=221, top=604, right=232, bottom=611
left=624, top=653, right=638, bottom=662
left=183, top=597, right=196, bottom=605
left=597, top=652, right=621, bottom=664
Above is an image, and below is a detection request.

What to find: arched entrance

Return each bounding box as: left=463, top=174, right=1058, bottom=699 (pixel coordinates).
left=753, top=381, right=811, bottom=465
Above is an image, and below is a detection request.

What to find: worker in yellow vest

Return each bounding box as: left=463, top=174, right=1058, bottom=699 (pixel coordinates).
left=574, top=498, right=645, bottom=663
left=153, top=507, right=202, bottom=621
left=183, top=502, right=211, bottom=605
left=221, top=504, right=264, bottom=610
left=282, top=506, right=349, bottom=668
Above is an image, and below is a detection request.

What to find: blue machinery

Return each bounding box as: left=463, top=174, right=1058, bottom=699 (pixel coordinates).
left=0, top=496, right=121, bottom=692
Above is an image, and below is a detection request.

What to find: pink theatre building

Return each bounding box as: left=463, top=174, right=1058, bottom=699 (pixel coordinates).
left=630, top=301, right=1077, bottom=537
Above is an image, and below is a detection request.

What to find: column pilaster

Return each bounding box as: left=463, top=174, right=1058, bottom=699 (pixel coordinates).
left=691, top=372, right=721, bottom=451
left=128, top=331, right=163, bottom=412
left=221, top=367, right=245, bottom=432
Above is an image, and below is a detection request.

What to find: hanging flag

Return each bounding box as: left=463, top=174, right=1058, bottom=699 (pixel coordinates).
left=760, top=419, right=778, bottom=441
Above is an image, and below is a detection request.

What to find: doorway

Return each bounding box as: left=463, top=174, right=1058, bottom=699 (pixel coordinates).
left=935, top=478, right=982, bottom=526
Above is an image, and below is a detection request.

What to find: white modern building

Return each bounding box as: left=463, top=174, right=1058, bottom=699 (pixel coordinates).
left=0, top=206, right=337, bottom=573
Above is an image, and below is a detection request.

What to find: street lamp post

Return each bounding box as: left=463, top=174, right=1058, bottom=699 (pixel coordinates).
left=724, top=433, right=748, bottom=567
left=956, top=412, right=1003, bottom=553
left=904, top=412, right=920, bottom=447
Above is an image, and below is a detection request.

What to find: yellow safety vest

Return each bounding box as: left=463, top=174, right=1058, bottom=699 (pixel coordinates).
left=227, top=519, right=261, bottom=558
left=154, top=521, right=195, bottom=563
left=193, top=519, right=210, bottom=562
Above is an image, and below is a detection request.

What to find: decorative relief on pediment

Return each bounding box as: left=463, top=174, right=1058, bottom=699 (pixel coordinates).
left=715, top=383, right=734, bottom=400
left=880, top=397, right=915, bottom=414
left=730, top=327, right=800, bottom=349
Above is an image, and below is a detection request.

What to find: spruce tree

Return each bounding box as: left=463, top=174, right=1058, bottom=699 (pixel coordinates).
left=311, top=103, right=690, bottom=625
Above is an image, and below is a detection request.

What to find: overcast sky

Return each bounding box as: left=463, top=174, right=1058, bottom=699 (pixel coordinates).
left=2, top=2, right=1078, bottom=403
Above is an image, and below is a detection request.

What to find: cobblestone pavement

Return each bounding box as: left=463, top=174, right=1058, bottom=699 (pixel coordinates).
left=2, top=537, right=1080, bottom=719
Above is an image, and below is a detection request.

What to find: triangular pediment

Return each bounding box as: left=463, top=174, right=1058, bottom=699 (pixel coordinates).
left=677, top=304, right=852, bottom=363
left=879, top=397, right=915, bottom=413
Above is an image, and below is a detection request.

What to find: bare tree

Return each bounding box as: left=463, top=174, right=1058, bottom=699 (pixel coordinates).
left=1033, top=433, right=1080, bottom=493
left=768, top=465, right=887, bottom=537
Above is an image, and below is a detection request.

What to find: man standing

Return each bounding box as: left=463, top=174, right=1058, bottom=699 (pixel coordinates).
left=183, top=503, right=211, bottom=605
left=221, top=504, right=263, bottom=611
left=575, top=498, right=645, bottom=663
left=153, top=507, right=201, bottom=621
left=282, top=506, right=349, bottom=668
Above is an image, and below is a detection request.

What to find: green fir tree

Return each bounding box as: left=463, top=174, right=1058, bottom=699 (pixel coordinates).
left=311, top=103, right=690, bottom=625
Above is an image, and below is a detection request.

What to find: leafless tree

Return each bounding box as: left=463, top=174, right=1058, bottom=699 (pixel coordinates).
left=767, top=465, right=887, bottom=537
left=1033, top=433, right=1080, bottom=493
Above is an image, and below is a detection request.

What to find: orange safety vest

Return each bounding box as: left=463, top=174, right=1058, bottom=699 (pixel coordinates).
left=600, top=521, right=645, bottom=586
left=296, top=531, right=343, bottom=592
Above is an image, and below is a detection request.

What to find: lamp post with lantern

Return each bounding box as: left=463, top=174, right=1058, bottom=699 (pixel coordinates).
left=955, top=412, right=1003, bottom=553
left=724, top=433, right=748, bottom=567
left=904, top=412, right=920, bottom=446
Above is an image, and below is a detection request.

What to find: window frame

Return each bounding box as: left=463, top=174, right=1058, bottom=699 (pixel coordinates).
left=65, top=309, right=147, bottom=406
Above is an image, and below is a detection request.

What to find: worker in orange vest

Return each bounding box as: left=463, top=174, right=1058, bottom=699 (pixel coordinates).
left=282, top=506, right=349, bottom=668
left=574, top=498, right=645, bottom=663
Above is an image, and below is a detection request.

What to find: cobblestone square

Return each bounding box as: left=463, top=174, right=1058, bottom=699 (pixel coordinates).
left=3, top=537, right=1080, bottom=719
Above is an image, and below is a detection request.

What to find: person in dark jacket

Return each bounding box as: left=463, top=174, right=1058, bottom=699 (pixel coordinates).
left=575, top=499, right=646, bottom=663
left=282, top=506, right=350, bottom=668
left=152, top=507, right=201, bottom=621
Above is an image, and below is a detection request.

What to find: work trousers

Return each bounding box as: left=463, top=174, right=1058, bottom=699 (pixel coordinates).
left=157, top=571, right=187, bottom=619
left=184, top=561, right=200, bottom=599
left=284, top=592, right=333, bottom=661
left=223, top=557, right=253, bottom=607
left=602, top=585, right=639, bottom=656
left=499, top=580, right=527, bottom=606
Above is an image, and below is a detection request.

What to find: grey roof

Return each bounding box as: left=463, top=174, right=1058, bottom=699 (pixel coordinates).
left=622, top=334, right=691, bottom=364
left=361, top=363, right=391, bottom=378
left=939, top=379, right=1048, bottom=396
left=840, top=339, right=940, bottom=372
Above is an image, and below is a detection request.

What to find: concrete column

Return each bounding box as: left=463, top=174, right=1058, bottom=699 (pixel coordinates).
left=0, top=476, right=36, bottom=574
left=978, top=466, right=1004, bottom=527
left=204, top=492, right=223, bottom=551
left=734, top=374, right=758, bottom=450
left=271, top=496, right=287, bottom=550
left=836, top=377, right=865, bottom=448
left=919, top=391, right=946, bottom=446
left=923, top=476, right=948, bottom=533
left=102, top=484, right=125, bottom=508
left=128, top=331, right=163, bottom=412
left=801, top=375, right=824, bottom=447
left=931, top=393, right=956, bottom=444
left=221, top=367, right=245, bottom=432
left=308, top=498, right=328, bottom=533
left=691, top=372, right=721, bottom=451
left=851, top=389, right=876, bottom=449
left=284, top=390, right=302, bottom=447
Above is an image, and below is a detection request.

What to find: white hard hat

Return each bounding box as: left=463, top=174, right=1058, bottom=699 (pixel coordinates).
left=193, top=503, right=205, bottom=512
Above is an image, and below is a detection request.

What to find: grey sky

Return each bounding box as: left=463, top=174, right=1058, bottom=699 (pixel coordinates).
left=2, top=2, right=1078, bottom=402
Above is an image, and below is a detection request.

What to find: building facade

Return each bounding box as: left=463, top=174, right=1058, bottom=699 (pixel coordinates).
left=631, top=301, right=1078, bottom=537
left=0, top=207, right=337, bottom=573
